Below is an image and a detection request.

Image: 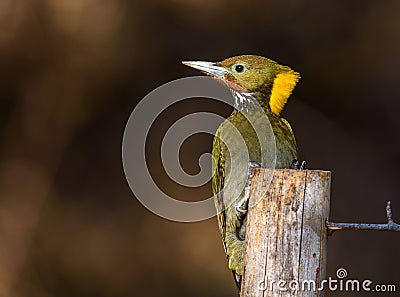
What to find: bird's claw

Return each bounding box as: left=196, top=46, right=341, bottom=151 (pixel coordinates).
left=235, top=204, right=247, bottom=214
left=290, top=159, right=306, bottom=170
left=248, top=161, right=263, bottom=178
left=235, top=162, right=263, bottom=219
left=235, top=196, right=249, bottom=219
left=249, top=161, right=263, bottom=169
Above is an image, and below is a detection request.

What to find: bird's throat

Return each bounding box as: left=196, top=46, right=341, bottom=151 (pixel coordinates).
left=232, top=91, right=256, bottom=111
left=232, top=91, right=275, bottom=117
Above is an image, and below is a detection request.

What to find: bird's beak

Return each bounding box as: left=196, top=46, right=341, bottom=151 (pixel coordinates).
left=182, top=61, right=227, bottom=78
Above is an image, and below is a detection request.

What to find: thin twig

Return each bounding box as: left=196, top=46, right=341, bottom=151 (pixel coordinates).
left=326, top=201, right=400, bottom=235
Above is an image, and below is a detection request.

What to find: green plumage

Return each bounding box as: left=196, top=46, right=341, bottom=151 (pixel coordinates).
left=212, top=109, right=297, bottom=276
left=183, top=55, right=300, bottom=288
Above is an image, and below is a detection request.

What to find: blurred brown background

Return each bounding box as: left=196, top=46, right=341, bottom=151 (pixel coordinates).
left=1, top=0, right=399, bottom=296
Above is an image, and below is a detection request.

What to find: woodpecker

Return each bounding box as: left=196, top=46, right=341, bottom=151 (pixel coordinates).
left=183, top=55, right=300, bottom=289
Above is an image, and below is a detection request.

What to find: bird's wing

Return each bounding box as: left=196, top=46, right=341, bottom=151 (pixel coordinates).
left=212, top=132, right=227, bottom=254
left=213, top=134, right=242, bottom=291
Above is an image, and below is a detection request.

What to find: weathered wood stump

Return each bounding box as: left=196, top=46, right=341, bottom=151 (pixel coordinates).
left=241, top=169, right=331, bottom=297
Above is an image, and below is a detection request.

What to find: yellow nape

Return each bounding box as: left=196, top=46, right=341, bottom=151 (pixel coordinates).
left=269, top=71, right=300, bottom=116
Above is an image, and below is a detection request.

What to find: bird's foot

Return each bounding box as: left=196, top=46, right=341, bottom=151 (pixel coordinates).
left=290, top=159, right=306, bottom=170
left=248, top=161, right=264, bottom=169
left=235, top=162, right=263, bottom=219
left=235, top=192, right=249, bottom=219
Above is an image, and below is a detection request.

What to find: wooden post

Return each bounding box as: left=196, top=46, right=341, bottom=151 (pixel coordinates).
left=241, top=169, right=331, bottom=297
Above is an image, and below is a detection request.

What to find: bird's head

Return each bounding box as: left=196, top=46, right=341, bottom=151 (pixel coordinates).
left=183, top=55, right=300, bottom=116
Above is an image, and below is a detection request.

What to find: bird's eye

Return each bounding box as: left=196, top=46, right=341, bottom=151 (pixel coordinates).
left=234, top=64, right=245, bottom=73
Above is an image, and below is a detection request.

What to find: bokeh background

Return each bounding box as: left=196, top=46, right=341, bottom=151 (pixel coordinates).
left=1, top=0, right=399, bottom=296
